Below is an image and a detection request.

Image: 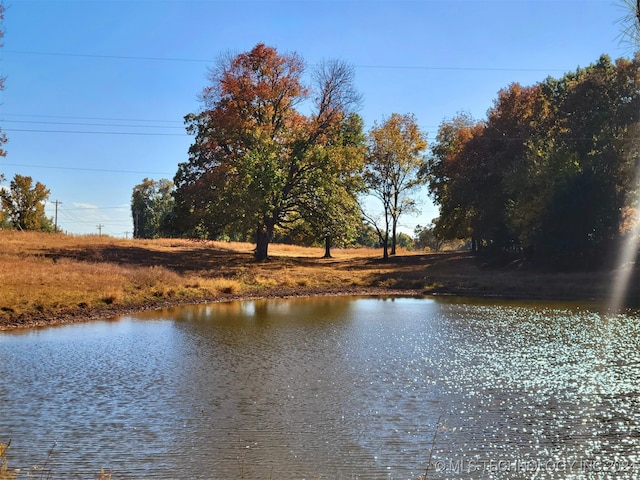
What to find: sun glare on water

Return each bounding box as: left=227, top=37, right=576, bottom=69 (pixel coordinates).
left=608, top=179, right=640, bottom=313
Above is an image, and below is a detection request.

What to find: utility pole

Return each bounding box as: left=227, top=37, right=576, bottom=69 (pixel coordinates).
left=97, top=224, right=104, bottom=236
left=53, top=200, right=62, bottom=232
left=124, top=231, right=130, bottom=239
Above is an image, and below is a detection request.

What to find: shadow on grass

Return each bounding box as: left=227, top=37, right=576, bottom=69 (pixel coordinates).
left=41, top=242, right=632, bottom=304
left=44, top=244, right=253, bottom=276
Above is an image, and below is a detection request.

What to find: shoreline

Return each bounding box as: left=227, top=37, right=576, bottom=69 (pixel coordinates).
left=1, top=282, right=622, bottom=332
left=1, top=232, right=636, bottom=331
left=0, top=286, right=424, bottom=331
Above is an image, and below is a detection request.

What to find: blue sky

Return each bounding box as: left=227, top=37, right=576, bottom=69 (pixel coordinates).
left=0, top=0, right=634, bottom=237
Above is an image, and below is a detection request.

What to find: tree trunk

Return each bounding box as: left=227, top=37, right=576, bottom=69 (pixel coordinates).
left=391, top=217, right=397, bottom=255
left=382, top=231, right=389, bottom=260
left=255, top=223, right=273, bottom=261
left=382, top=211, right=390, bottom=260
left=323, top=235, right=332, bottom=258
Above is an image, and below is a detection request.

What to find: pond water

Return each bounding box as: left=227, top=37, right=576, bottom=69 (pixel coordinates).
left=1, top=296, right=640, bottom=479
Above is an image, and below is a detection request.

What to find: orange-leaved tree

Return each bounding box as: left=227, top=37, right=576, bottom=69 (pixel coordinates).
left=423, top=113, right=484, bottom=249
left=175, top=44, right=362, bottom=260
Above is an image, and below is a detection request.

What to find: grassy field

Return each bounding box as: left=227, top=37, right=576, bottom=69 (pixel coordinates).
left=0, top=230, right=633, bottom=329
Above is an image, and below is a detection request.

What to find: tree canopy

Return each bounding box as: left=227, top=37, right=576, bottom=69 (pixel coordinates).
left=364, top=113, right=427, bottom=259
left=425, top=54, right=640, bottom=268
left=174, top=43, right=363, bottom=260
left=131, top=178, right=175, bottom=239
left=0, top=174, right=53, bottom=231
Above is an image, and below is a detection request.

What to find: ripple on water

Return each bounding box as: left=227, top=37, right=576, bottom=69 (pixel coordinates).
left=426, top=304, right=640, bottom=479
left=1, top=298, right=640, bottom=479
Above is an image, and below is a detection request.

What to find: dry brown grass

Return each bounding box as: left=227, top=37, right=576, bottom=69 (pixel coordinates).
left=0, top=230, right=628, bottom=329
left=0, top=231, right=404, bottom=327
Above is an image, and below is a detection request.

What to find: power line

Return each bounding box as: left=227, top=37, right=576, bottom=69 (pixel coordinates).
left=62, top=206, right=129, bottom=211
left=355, top=64, right=565, bottom=73
left=0, top=112, right=439, bottom=134
left=53, top=200, right=62, bottom=232
left=0, top=113, right=188, bottom=136
left=3, top=162, right=174, bottom=175
left=4, top=128, right=186, bottom=136
left=58, top=208, right=130, bottom=227
left=2, top=119, right=184, bottom=129
left=5, top=49, right=215, bottom=64
left=4, top=49, right=566, bottom=73
left=51, top=203, right=133, bottom=235
left=58, top=208, right=99, bottom=227
left=2, top=113, right=436, bottom=132
left=2, top=112, right=183, bottom=124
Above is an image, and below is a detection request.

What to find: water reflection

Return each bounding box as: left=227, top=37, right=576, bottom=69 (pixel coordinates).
left=1, top=297, right=639, bottom=479
left=162, top=297, right=441, bottom=479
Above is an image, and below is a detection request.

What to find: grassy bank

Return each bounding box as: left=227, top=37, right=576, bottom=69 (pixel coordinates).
left=0, top=230, right=633, bottom=329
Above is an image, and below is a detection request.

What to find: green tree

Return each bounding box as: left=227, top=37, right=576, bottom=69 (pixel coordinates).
left=354, top=222, right=380, bottom=247
left=175, top=44, right=362, bottom=260
left=0, top=174, right=52, bottom=231
left=414, top=222, right=445, bottom=252
left=396, top=232, right=414, bottom=250
left=297, top=113, right=366, bottom=257
left=364, top=113, right=427, bottom=259
left=532, top=55, right=640, bottom=267
left=131, top=178, right=175, bottom=239
left=172, top=145, right=233, bottom=240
